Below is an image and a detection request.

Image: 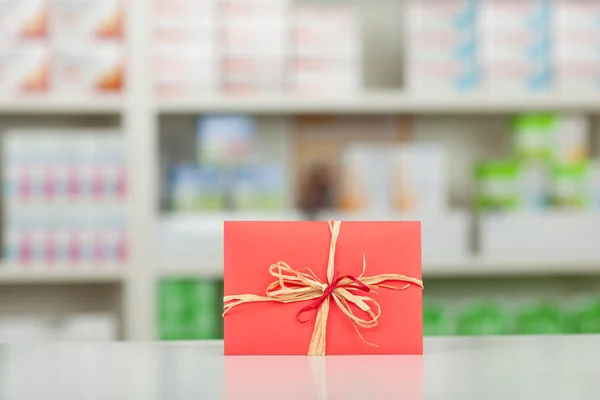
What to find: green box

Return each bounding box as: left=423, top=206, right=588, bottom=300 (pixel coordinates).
left=513, top=114, right=555, bottom=161
left=475, top=160, right=519, bottom=210
left=457, top=302, right=511, bottom=336
left=552, top=162, right=589, bottom=208
left=515, top=302, right=569, bottom=335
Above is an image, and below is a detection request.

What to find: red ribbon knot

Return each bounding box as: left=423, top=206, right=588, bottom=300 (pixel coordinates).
left=297, top=273, right=371, bottom=323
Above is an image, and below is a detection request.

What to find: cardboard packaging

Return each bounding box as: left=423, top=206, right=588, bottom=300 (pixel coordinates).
left=223, top=220, right=423, bottom=355
left=52, top=0, right=123, bottom=40
left=405, top=0, right=480, bottom=92
left=53, top=41, right=124, bottom=94
left=0, top=43, right=49, bottom=95
left=0, top=0, right=48, bottom=40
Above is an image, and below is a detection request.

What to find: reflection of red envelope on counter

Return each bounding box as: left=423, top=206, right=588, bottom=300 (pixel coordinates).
left=224, top=220, right=423, bottom=355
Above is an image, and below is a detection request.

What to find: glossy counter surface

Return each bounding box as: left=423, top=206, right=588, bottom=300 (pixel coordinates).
left=1, top=335, right=599, bottom=399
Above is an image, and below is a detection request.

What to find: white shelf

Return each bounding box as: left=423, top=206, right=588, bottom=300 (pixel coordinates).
left=157, top=257, right=600, bottom=280
left=0, top=268, right=127, bottom=285
left=0, top=98, right=123, bottom=115
left=157, top=92, right=600, bottom=115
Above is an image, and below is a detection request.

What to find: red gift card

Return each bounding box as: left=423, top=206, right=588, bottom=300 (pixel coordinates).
left=224, top=220, right=423, bottom=355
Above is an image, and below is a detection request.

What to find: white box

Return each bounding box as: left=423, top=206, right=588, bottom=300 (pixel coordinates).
left=0, top=316, right=55, bottom=342
left=222, top=57, right=284, bottom=86
left=154, top=25, right=217, bottom=54
left=154, top=0, right=217, bottom=30
left=479, top=211, right=600, bottom=261
left=0, top=43, right=49, bottom=96
left=406, top=0, right=478, bottom=31
left=59, top=313, right=118, bottom=341
left=391, top=143, right=447, bottom=213
left=0, top=0, right=48, bottom=41
left=154, top=51, right=219, bottom=96
left=53, top=40, right=123, bottom=94
left=52, top=0, right=123, bottom=40
left=293, top=5, right=361, bottom=58
left=221, top=25, right=287, bottom=56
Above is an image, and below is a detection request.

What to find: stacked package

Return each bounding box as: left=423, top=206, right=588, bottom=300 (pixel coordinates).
left=481, top=0, right=553, bottom=92
left=153, top=0, right=218, bottom=96
left=290, top=5, right=362, bottom=95
left=404, top=0, right=480, bottom=92
left=158, top=279, right=224, bottom=340
left=0, top=0, right=124, bottom=98
left=220, top=0, right=289, bottom=94
left=52, top=0, right=124, bottom=95
left=2, top=130, right=128, bottom=267
left=168, top=115, right=286, bottom=211
left=554, top=0, right=600, bottom=91
left=424, top=297, right=600, bottom=336
left=340, top=143, right=447, bottom=214
left=152, top=0, right=363, bottom=97
left=475, top=114, right=600, bottom=210
left=0, top=0, right=50, bottom=95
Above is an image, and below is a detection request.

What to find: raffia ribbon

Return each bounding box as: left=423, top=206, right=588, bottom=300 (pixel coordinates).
left=223, top=221, right=424, bottom=356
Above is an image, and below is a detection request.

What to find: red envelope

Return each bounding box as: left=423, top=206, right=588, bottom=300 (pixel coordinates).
left=224, top=221, right=422, bottom=355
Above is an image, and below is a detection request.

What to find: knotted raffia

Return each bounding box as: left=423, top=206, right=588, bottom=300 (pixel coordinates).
left=223, top=221, right=424, bottom=356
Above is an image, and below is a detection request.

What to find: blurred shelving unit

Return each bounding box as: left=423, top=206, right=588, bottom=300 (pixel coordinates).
left=0, top=98, right=124, bottom=116
left=3, top=0, right=600, bottom=343
left=157, top=93, right=600, bottom=115
left=0, top=268, right=127, bottom=285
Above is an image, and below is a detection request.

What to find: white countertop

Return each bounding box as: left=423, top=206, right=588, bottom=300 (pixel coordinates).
left=1, top=335, right=599, bottom=399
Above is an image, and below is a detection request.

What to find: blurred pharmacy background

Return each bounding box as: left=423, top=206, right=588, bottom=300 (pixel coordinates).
left=1, top=0, right=600, bottom=343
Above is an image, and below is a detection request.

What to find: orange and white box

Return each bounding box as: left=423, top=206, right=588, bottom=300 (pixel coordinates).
left=154, top=0, right=216, bottom=31
left=221, top=23, right=287, bottom=56
left=154, top=49, right=219, bottom=96
left=289, top=58, right=361, bottom=95
left=0, top=43, right=50, bottom=96
left=222, top=57, right=283, bottom=88
left=0, top=0, right=48, bottom=40
left=53, top=41, right=124, bottom=95
left=52, top=0, right=124, bottom=40
left=292, top=5, right=361, bottom=58
left=219, top=0, right=290, bottom=24
left=154, top=24, right=216, bottom=55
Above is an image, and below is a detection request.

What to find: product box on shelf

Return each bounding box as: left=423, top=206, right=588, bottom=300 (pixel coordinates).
left=221, top=57, right=284, bottom=94
left=159, top=279, right=223, bottom=340
left=196, top=115, right=256, bottom=165
left=154, top=49, right=219, bottom=96
left=339, top=145, right=395, bottom=212
left=480, top=0, right=553, bottom=92
left=153, top=0, right=218, bottom=96
left=0, top=43, right=49, bottom=95
left=52, top=41, right=124, bottom=94
left=475, top=160, right=519, bottom=210
left=154, top=0, right=217, bottom=30
left=2, top=130, right=128, bottom=268
left=232, top=165, right=286, bottom=210
left=290, top=4, right=362, bottom=95
left=339, top=143, right=447, bottom=214
left=52, top=0, right=123, bottom=40
left=169, top=164, right=226, bottom=211
left=551, top=163, right=588, bottom=208
left=292, top=5, right=361, bottom=58
left=60, top=313, right=118, bottom=341
left=0, top=0, right=48, bottom=40
left=219, top=0, right=290, bottom=24
left=221, top=24, right=287, bottom=57
left=554, top=0, right=600, bottom=91
left=479, top=211, right=600, bottom=261
left=404, top=0, right=480, bottom=92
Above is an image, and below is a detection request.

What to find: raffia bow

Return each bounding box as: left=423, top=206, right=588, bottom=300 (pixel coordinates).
left=223, top=221, right=424, bottom=356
